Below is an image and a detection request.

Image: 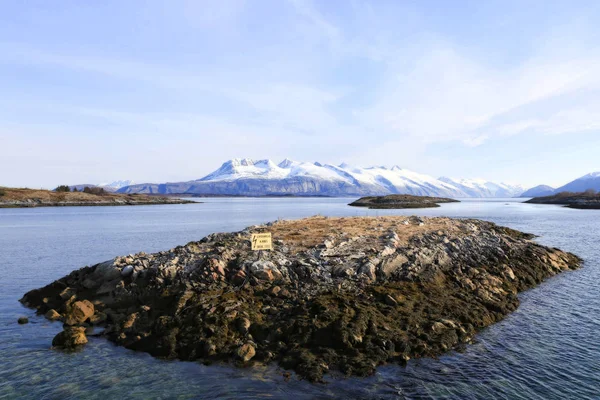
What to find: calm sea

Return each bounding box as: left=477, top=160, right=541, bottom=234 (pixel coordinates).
left=0, top=198, right=598, bottom=399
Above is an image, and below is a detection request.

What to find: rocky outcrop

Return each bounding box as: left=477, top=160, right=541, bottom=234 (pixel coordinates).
left=349, top=194, right=459, bottom=209
left=525, top=192, right=600, bottom=209
left=20, top=216, right=581, bottom=382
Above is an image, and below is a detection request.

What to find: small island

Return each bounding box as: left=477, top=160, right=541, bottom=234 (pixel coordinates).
left=20, top=216, right=580, bottom=382
left=525, top=190, right=600, bottom=209
left=349, top=194, right=459, bottom=209
left=0, top=187, right=195, bottom=208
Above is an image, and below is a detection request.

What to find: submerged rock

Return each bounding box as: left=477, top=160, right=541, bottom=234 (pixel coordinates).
left=18, top=317, right=29, bottom=324
left=20, top=216, right=581, bottom=382
left=52, top=326, right=88, bottom=349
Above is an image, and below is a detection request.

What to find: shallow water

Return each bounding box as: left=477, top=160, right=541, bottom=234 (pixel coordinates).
left=0, top=198, right=598, bottom=399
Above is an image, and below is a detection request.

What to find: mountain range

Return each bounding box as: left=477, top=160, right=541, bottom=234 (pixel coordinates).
left=116, top=158, right=525, bottom=198
left=70, top=180, right=135, bottom=193
left=519, top=172, right=600, bottom=197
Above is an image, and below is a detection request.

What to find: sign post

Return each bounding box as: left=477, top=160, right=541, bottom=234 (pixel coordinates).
left=251, top=233, right=272, bottom=251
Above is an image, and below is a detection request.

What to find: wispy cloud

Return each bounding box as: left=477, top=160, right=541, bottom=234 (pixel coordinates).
left=1, top=0, right=599, bottom=187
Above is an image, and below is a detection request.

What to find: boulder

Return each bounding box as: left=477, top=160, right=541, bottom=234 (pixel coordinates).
left=18, top=316, right=29, bottom=324
left=64, top=300, right=95, bottom=326
left=236, top=343, right=256, bottom=362
left=121, top=265, right=134, bottom=277
left=52, top=326, right=88, bottom=349
left=91, top=260, right=122, bottom=282
left=59, top=287, right=76, bottom=300
left=250, top=261, right=281, bottom=282
left=89, top=312, right=107, bottom=325
left=236, top=317, right=251, bottom=334
left=45, top=309, right=62, bottom=321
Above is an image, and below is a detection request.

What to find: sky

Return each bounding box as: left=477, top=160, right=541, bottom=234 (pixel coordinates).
left=1, top=0, right=600, bottom=189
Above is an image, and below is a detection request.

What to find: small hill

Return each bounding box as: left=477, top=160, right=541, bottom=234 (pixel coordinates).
left=520, top=185, right=556, bottom=198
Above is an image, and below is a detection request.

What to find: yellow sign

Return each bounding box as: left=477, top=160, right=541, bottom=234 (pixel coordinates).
left=251, top=233, right=272, bottom=251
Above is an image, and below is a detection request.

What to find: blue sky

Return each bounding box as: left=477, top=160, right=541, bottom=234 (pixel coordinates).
left=1, top=0, right=600, bottom=189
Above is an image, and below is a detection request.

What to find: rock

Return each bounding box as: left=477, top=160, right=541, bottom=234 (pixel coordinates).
left=122, top=313, right=138, bottom=330
left=204, top=341, right=217, bottom=356
left=45, top=309, right=62, bottom=321
left=268, top=286, right=281, bottom=296
left=89, top=312, right=107, bottom=325
left=18, top=317, right=29, bottom=324
left=52, top=326, right=88, bottom=349
left=384, top=294, right=398, bottom=306
left=59, top=287, right=76, bottom=300
left=431, top=322, right=446, bottom=333
left=91, top=260, right=122, bottom=282
left=250, top=261, right=280, bottom=282
left=236, top=343, right=256, bottom=362
left=121, top=265, right=134, bottom=277
left=64, top=300, right=95, bottom=326
left=358, top=259, right=378, bottom=280
left=380, top=254, right=408, bottom=277
left=236, top=317, right=251, bottom=334
left=231, top=270, right=247, bottom=285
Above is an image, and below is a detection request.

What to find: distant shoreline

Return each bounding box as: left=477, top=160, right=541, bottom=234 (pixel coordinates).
left=0, top=187, right=196, bottom=209
left=525, top=191, right=600, bottom=209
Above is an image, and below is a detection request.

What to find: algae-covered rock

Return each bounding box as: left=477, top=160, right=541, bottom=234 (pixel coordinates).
left=52, top=326, right=88, bottom=349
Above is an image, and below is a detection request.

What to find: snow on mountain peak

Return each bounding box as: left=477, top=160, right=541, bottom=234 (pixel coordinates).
left=581, top=171, right=600, bottom=179
left=278, top=158, right=296, bottom=168
left=99, top=180, right=135, bottom=189
left=194, top=158, right=526, bottom=197
left=439, top=177, right=524, bottom=197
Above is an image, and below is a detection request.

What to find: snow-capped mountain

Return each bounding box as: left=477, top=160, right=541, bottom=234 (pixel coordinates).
left=519, top=185, right=556, bottom=198
left=438, top=177, right=525, bottom=198
left=70, top=180, right=135, bottom=193
left=187, top=158, right=466, bottom=197
left=99, top=180, right=135, bottom=190
left=554, top=171, right=600, bottom=193
left=118, top=158, right=527, bottom=197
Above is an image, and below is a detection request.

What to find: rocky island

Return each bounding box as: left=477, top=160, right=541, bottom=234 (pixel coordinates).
left=349, top=194, right=459, bottom=209
left=0, top=187, right=195, bottom=208
left=20, top=216, right=580, bottom=382
left=525, top=191, right=600, bottom=209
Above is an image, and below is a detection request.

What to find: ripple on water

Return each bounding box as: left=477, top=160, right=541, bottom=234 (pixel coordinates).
left=1, top=199, right=599, bottom=399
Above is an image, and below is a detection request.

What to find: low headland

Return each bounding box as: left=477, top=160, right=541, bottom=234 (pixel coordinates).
left=349, top=194, right=459, bottom=209
left=20, top=216, right=580, bottom=382
left=0, top=187, right=195, bottom=208
left=525, top=191, right=600, bottom=209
